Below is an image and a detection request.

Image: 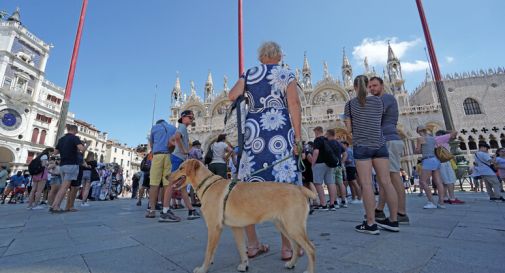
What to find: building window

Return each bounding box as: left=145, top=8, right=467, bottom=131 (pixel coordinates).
left=31, top=128, right=39, bottom=143
left=120, top=159, right=123, bottom=166
left=100, top=154, right=104, bottom=163
left=458, top=137, right=467, bottom=150
left=36, top=114, right=52, bottom=124
left=46, top=94, right=62, bottom=104
left=113, top=157, right=116, bottom=163
left=15, top=77, right=28, bottom=92
left=127, top=161, right=130, bottom=166
left=463, top=98, right=482, bottom=115
left=467, top=136, right=477, bottom=150
left=114, top=148, right=117, bottom=153
left=490, top=135, right=499, bottom=149
left=39, top=130, right=47, bottom=145
left=3, top=77, right=12, bottom=88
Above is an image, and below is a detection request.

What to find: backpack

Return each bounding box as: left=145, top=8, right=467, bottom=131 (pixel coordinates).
left=323, top=138, right=340, bottom=168
left=28, top=156, right=44, bottom=175
left=140, top=153, right=152, bottom=172
left=204, top=144, right=213, bottom=165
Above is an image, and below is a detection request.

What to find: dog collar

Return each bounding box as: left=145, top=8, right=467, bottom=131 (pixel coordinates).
left=196, top=174, right=226, bottom=199
left=195, top=174, right=217, bottom=192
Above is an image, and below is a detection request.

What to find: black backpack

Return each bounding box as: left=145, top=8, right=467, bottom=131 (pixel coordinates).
left=140, top=154, right=152, bottom=172
left=323, top=138, right=340, bottom=168
left=28, top=156, right=44, bottom=175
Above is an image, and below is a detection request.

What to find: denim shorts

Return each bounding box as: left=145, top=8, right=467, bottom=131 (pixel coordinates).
left=422, top=157, right=441, bottom=171
left=50, top=176, right=62, bottom=185
left=353, top=145, right=389, bottom=161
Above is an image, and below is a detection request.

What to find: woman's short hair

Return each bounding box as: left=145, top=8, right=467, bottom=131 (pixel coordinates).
left=258, top=41, right=282, bottom=61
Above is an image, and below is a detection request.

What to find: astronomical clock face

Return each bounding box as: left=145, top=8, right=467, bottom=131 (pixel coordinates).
left=0, top=109, right=22, bottom=131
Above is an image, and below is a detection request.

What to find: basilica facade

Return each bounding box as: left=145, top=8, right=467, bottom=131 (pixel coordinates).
left=169, top=44, right=505, bottom=172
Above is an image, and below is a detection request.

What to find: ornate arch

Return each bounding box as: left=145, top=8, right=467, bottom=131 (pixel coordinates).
left=310, top=84, right=349, bottom=106
left=211, top=99, right=232, bottom=116
left=186, top=104, right=205, bottom=118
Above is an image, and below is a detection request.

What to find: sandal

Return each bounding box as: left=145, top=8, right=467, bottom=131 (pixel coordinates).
left=281, top=248, right=304, bottom=261
left=247, top=243, right=269, bottom=258
left=49, top=208, right=64, bottom=214
left=64, top=208, right=78, bottom=212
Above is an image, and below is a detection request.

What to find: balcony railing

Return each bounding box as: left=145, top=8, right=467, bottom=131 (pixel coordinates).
left=399, top=103, right=440, bottom=115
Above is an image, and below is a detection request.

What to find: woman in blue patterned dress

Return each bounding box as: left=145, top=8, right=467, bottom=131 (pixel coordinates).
left=229, top=41, right=303, bottom=260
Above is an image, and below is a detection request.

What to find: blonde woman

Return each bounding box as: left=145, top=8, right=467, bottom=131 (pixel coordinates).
left=415, top=125, right=446, bottom=208
left=229, top=41, right=303, bottom=260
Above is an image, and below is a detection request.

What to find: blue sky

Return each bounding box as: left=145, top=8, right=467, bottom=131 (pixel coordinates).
left=2, top=0, right=504, bottom=147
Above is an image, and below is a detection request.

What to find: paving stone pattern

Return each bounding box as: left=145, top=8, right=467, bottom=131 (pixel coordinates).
left=0, top=192, right=504, bottom=273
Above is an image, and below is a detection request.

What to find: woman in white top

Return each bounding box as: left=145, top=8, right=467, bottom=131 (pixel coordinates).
left=208, top=134, right=234, bottom=178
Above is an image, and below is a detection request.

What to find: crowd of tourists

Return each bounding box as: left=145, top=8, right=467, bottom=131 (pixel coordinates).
left=128, top=42, right=505, bottom=261
left=1, top=41, right=504, bottom=261
left=0, top=124, right=126, bottom=212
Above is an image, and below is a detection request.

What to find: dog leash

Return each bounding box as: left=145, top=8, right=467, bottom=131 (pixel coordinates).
left=221, top=143, right=305, bottom=225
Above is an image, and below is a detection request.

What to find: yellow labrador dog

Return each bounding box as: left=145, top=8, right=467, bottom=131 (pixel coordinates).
left=167, top=159, right=316, bottom=273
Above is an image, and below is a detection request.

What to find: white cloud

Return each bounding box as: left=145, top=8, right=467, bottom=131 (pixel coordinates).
left=352, top=37, right=422, bottom=66
left=446, top=56, right=454, bottom=63
left=402, top=60, right=429, bottom=73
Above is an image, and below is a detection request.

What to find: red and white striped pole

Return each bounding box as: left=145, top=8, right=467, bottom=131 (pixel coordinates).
left=55, top=0, right=88, bottom=144
left=238, top=0, right=244, bottom=77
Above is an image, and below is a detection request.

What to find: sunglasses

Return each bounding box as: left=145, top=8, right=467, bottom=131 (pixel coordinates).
left=185, top=116, right=195, bottom=120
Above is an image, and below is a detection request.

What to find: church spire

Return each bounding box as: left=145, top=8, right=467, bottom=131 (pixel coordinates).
left=301, top=51, right=312, bottom=89
left=386, top=41, right=405, bottom=93
left=387, top=40, right=398, bottom=62
left=7, top=7, right=21, bottom=24
left=364, top=57, right=370, bottom=73
left=341, top=47, right=353, bottom=89
left=204, top=71, right=214, bottom=102
left=171, top=73, right=182, bottom=105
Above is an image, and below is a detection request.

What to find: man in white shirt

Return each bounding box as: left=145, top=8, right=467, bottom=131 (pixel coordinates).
left=474, top=143, right=504, bottom=201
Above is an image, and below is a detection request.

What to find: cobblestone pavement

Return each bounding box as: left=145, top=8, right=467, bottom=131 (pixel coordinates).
left=0, top=191, right=504, bottom=273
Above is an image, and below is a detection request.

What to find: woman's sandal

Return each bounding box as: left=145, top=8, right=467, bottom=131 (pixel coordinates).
left=281, top=248, right=304, bottom=261
left=49, top=208, right=64, bottom=214
left=247, top=243, right=269, bottom=258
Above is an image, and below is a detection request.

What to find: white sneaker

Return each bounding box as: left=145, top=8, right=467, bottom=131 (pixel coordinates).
left=32, top=205, right=45, bottom=210
left=80, top=202, right=90, bottom=207
left=423, top=202, right=437, bottom=209
left=350, top=199, right=363, bottom=204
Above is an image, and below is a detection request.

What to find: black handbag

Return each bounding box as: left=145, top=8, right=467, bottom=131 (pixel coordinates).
left=204, top=144, right=213, bottom=165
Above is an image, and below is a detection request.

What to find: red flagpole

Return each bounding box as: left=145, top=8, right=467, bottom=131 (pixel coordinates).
left=55, top=0, right=88, bottom=143
left=415, top=0, right=454, bottom=130
left=238, top=0, right=244, bottom=76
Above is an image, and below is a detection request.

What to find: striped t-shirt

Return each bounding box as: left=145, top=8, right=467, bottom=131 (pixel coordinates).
left=344, top=96, right=386, bottom=148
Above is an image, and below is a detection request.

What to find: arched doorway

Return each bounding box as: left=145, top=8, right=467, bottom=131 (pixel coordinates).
left=0, top=146, right=15, bottom=165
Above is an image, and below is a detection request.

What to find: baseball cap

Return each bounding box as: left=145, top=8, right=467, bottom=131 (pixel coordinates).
left=178, top=110, right=194, bottom=123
